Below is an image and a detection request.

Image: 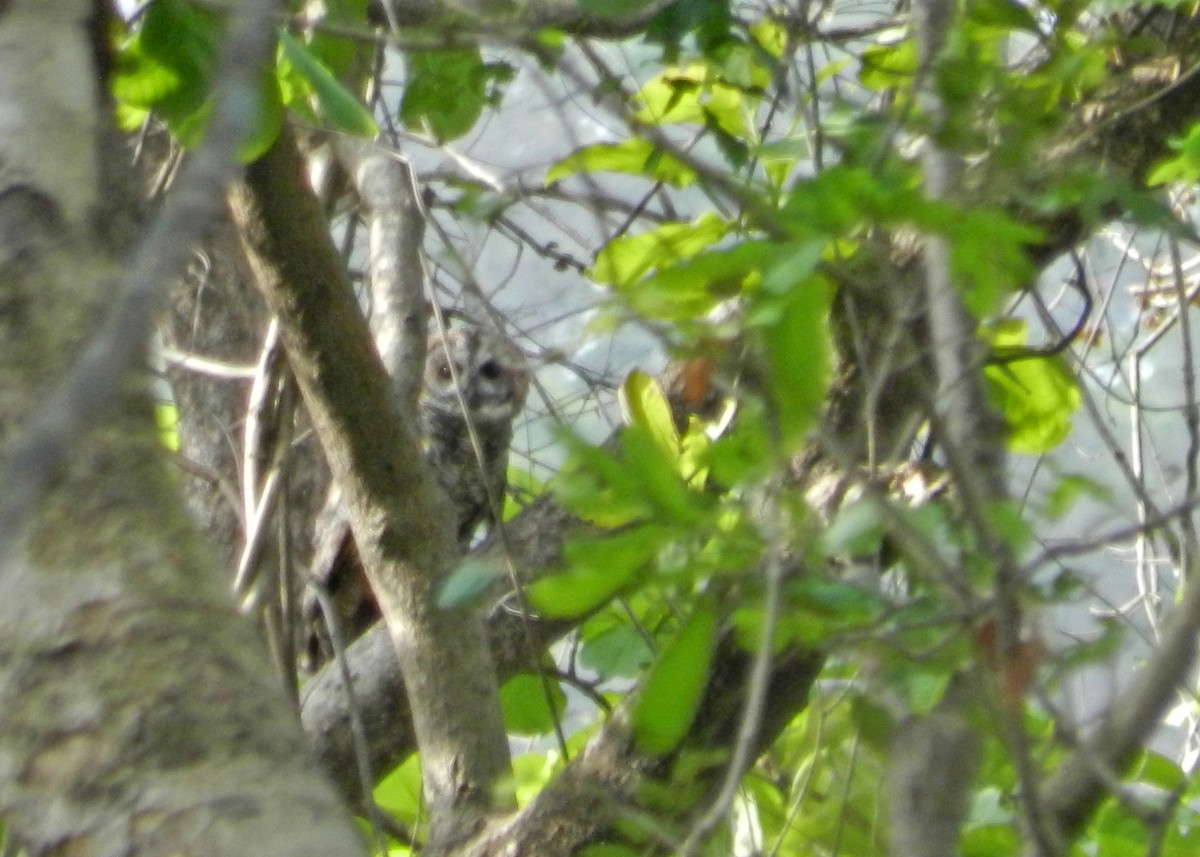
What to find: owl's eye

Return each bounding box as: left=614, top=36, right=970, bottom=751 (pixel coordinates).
left=435, top=360, right=453, bottom=381
left=479, top=359, right=503, bottom=380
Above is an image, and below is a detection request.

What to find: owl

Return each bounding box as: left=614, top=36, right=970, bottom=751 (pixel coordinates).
left=421, top=324, right=530, bottom=546
left=302, top=322, right=529, bottom=670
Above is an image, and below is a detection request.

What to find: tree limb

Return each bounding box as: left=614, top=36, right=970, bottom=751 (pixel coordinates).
left=229, top=125, right=512, bottom=847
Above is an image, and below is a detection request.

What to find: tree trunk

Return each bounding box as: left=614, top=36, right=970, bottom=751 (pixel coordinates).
left=0, top=2, right=364, bottom=854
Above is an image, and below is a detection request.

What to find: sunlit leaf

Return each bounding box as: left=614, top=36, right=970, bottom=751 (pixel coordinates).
left=984, top=320, right=1082, bottom=454
left=526, top=527, right=668, bottom=618
left=592, top=213, right=729, bottom=289
left=373, top=756, right=423, bottom=823
left=624, top=240, right=775, bottom=321
left=552, top=434, right=656, bottom=526
left=546, top=139, right=697, bottom=187
left=112, top=0, right=217, bottom=119
left=512, top=751, right=561, bottom=807
left=1133, top=750, right=1186, bottom=791
left=1148, top=123, right=1200, bottom=186
left=962, top=823, right=1020, bottom=857
left=620, top=371, right=679, bottom=461
left=634, top=64, right=753, bottom=141
left=155, top=402, right=179, bottom=452
left=112, top=1, right=282, bottom=157
left=859, top=39, right=916, bottom=90
left=504, top=465, right=545, bottom=520
left=620, top=425, right=712, bottom=524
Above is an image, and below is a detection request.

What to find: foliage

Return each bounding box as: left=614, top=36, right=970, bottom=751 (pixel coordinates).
left=109, top=0, right=1200, bottom=855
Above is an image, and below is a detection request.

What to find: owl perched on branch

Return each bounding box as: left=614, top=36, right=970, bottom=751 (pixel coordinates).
left=302, top=322, right=529, bottom=670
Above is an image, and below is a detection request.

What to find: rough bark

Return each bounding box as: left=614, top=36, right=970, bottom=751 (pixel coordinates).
left=365, top=0, right=675, bottom=37
left=0, top=1, right=364, bottom=855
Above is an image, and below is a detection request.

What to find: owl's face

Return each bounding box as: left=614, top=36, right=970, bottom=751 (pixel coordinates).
left=422, top=325, right=529, bottom=424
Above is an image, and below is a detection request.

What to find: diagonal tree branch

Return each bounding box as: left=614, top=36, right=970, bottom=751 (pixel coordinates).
left=228, top=125, right=511, bottom=848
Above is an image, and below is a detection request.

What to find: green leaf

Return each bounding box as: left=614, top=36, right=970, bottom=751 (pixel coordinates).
left=579, top=0, right=655, bottom=18
left=580, top=624, right=654, bottom=679
left=849, top=694, right=896, bottom=749
left=545, top=139, right=697, bottom=187
left=1056, top=617, right=1124, bottom=669
left=759, top=239, right=827, bottom=295
left=623, top=240, right=776, bottom=321
left=112, top=0, right=217, bottom=119
left=1134, top=750, right=1186, bottom=791
left=634, top=64, right=754, bottom=141
left=552, top=420, right=716, bottom=530
left=859, top=38, right=917, bottom=91
left=705, top=406, right=771, bottom=484
left=620, top=371, right=679, bottom=461
left=889, top=664, right=952, bottom=716
left=504, top=465, right=544, bottom=520
left=633, top=602, right=718, bottom=754
left=645, top=0, right=733, bottom=61
left=620, top=425, right=712, bottom=524
left=946, top=209, right=1042, bottom=316
left=238, top=64, right=285, bottom=161
left=735, top=576, right=885, bottom=649
left=373, top=756, right=423, bottom=823
left=985, top=499, right=1033, bottom=554
left=962, top=823, right=1020, bottom=857
left=793, top=577, right=883, bottom=621
left=592, top=213, right=729, bottom=290
left=302, top=0, right=369, bottom=80
left=1148, top=123, right=1200, bottom=186
left=757, top=277, right=834, bottom=449
left=512, top=751, right=561, bottom=806
left=279, top=31, right=377, bottom=137
left=527, top=527, right=668, bottom=618
left=781, top=164, right=918, bottom=237
left=679, top=416, right=713, bottom=488
left=112, top=1, right=281, bottom=157
left=499, top=673, right=566, bottom=736
left=968, top=0, right=1041, bottom=31
left=984, top=320, right=1082, bottom=454
left=155, top=402, right=179, bottom=452
left=401, top=48, right=510, bottom=141
left=552, top=432, right=655, bottom=526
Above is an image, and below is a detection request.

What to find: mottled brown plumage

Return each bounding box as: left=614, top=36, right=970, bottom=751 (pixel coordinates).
left=302, top=323, right=529, bottom=670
